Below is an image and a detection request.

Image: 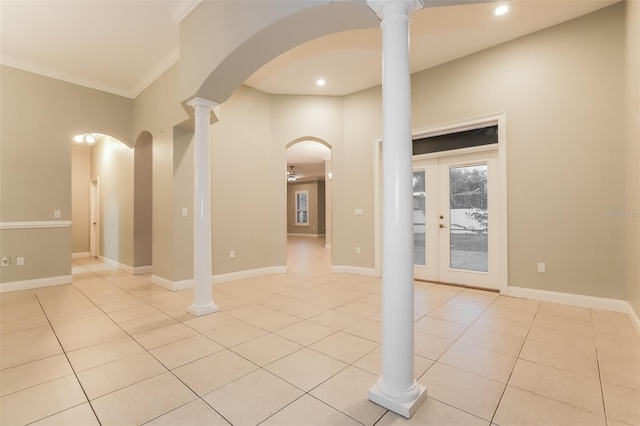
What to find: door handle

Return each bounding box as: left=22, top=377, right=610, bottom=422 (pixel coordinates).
left=439, top=224, right=447, bottom=229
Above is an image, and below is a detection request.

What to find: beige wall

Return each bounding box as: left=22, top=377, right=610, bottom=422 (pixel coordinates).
left=408, top=4, right=626, bottom=298
left=90, top=136, right=134, bottom=267
left=626, top=0, right=640, bottom=316
left=0, top=65, right=133, bottom=284
left=71, top=144, right=91, bottom=254
left=287, top=180, right=324, bottom=235
left=134, top=132, right=153, bottom=268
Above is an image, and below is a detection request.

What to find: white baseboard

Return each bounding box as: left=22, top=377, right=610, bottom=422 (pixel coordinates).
left=151, top=266, right=288, bottom=291
left=0, top=275, right=72, bottom=293
left=72, top=252, right=90, bottom=259
left=331, top=265, right=380, bottom=277
left=99, top=256, right=134, bottom=274
left=212, top=266, right=287, bottom=284
left=132, top=265, right=152, bottom=275
left=508, top=286, right=640, bottom=338
left=151, top=275, right=193, bottom=291
left=287, top=233, right=325, bottom=238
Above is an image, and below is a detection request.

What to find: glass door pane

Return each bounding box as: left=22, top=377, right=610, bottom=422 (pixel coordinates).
left=413, top=170, right=426, bottom=266
left=449, top=164, right=488, bottom=272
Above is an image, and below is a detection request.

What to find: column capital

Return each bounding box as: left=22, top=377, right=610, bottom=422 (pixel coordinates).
left=187, top=97, right=218, bottom=111
left=367, top=0, right=424, bottom=20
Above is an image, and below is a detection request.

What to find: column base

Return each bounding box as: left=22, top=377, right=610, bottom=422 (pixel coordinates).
left=187, top=302, right=219, bottom=316
left=368, top=383, right=428, bottom=418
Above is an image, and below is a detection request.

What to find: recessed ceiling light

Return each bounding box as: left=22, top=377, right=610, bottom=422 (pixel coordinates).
left=85, top=134, right=95, bottom=144
left=494, top=4, right=509, bottom=16
left=74, top=135, right=84, bottom=143
left=316, top=79, right=326, bottom=86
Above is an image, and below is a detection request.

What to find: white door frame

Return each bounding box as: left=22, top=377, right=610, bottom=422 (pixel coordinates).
left=90, top=177, right=99, bottom=258
left=374, top=112, right=508, bottom=294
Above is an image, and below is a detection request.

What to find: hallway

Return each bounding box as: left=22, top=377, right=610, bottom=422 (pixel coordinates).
left=0, top=238, right=638, bottom=425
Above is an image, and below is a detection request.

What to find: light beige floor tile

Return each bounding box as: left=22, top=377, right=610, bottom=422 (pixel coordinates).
left=377, top=397, right=489, bottom=426
left=439, top=341, right=516, bottom=383
left=481, top=305, right=537, bottom=324
left=508, top=359, right=603, bottom=415
left=0, top=375, right=87, bottom=425
left=0, top=314, right=49, bottom=335
left=473, top=315, right=531, bottom=338
left=310, top=331, right=379, bottom=364
left=0, top=326, right=56, bottom=351
left=230, top=333, right=302, bottom=366
left=150, top=334, right=224, bottom=369
left=30, top=403, right=100, bottom=425
left=274, top=320, right=336, bottom=346
left=418, top=362, right=504, bottom=421
left=602, top=381, right=640, bottom=426
left=414, top=316, right=468, bottom=340
left=107, top=305, right=162, bottom=323
left=144, top=399, right=230, bottom=425
left=335, top=301, right=380, bottom=317
left=265, top=347, right=348, bottom=391
left=493, top=386, right=605, bottom=426
left=182, top=312, right=240, bottom=333
left=519, top=339, right=598, bottom=378
left=310, top=366, right=386, bottom=426
left=203, top=369, right=303, bottom=426
left=414, top=331, right=454, bottom=360
left=50, top=314, right=114, bottom=336
left=428, top=305, right=482, bottom=326
left=527, top=324, right=596, bottom=355
left=539, top=302, right=592, bottom=321
left=58, top=323, right=128, bottom=352
left=533, top=313, right=594, bottom=337
left=343, top=318, right=382, bottom=343
left=491, top=296, right=540, bottom=312
left=599, top=356, right=640, bottom=390
left=172, top=349, right=258, bottom=395
left=458, top=326, right=524, bottom=357
left=257, top=295, right=297, bottom=310
left=0, top=354, right=72, bottom=397
left=310, top=294, right=355, bottom=309
left=224, top=304, right=277, bottom=320
left=77, top=352, right=167, bottom=399
left=279, top=301, right=330, bottom=319
left=91, top=372, right=197, bottom=426
left=246, top=310, right=302, bottom=332
left=592, top=311, right=639, bottom=343
left=203, top=321, right=268, bottom=347
left=309, top=310, right=363, bottom=330
left=261, top=394, right=361, bottom=426
left=606, top=418, right=636, bottom=426
left=119, top=313, right=177, bottom=335
left=133, top=322, right=198, bottom=350
left=353, top=346, right=433, bottom=379
left=441, top=298, right=490, bottom=315
left=595, top=336, right=640, bottom=362
left=66, top=336, right=145, bottom=372
left=0, top=335, right=63, bottom=369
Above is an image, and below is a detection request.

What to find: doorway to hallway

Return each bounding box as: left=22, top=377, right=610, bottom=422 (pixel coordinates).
left=286, top=236, right=330, bottom=275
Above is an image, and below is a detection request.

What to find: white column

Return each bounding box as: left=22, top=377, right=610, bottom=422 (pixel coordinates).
left=187, top=97, right=219, bottom=316
left=367, top=0, right=427, bottom=418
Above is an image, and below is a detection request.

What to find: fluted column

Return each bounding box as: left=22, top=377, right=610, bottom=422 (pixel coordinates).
left=367, top=0, right=427, bottom=418
left=187, top=97, right=219, bottom=316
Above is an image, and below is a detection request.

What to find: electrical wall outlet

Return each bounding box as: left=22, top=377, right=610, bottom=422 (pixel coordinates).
left=181, top=208, right=188, bottom=217
left=356, top=247, right=361, bottom=254
left=1, top=256, right=9, bottom=267
left=230, top=250, right=235, bottom=259
left=537, top=262, right=546, bottom=273
left=54, top=210, right=61, bottom=218
left=16, top=257, right=24, bottom=266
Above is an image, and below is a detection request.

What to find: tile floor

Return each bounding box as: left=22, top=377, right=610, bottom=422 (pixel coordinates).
left=1, top=237, right=639, bottom=425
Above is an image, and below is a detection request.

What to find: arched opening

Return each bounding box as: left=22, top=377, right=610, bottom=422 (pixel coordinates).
left=285, top=138, right=332, bottom=272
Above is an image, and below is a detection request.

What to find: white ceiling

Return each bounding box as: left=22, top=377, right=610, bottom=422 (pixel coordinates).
left=0, top=0, right=619, bottom=174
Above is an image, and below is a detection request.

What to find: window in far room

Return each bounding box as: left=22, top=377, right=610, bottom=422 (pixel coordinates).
left=295, top=190, right=309, bottom=226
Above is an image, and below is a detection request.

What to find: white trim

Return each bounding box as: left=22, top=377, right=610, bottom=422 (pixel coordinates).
left=151, top=266, right=288, bottom=291
left=331, top=265, right=380, bottom=277
left=151, top=275, right=193, bottom=291
left=213, top=266, right=287, bottom=284
left=99, top=256, right=134, bottom=275
left=412, top=143, right=498, bottom=161
left=132, top=265, right=153, bottom=275
left=628, top=305, right=640, bottom=338
left=0, top=221, right=71, bottom=230
left=507, top=286, right=630, bottom=313
left=0, top=275, right=72, bottom=293
left=72, top=252, right=90, bottom=259
left=287, top=233, right=322, bottom=238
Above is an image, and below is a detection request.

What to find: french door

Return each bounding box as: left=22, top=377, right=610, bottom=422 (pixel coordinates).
left=412, top=150, right=500, bottom=289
